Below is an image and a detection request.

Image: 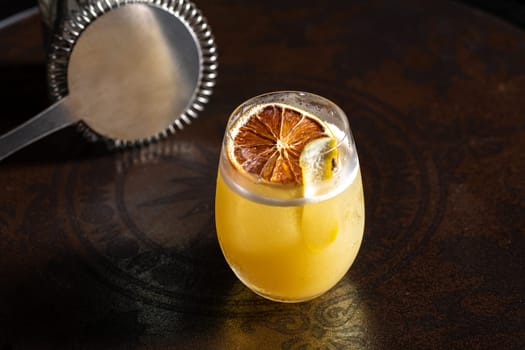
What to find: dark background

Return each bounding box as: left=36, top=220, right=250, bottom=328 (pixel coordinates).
left=0, top=0, right=35, bottom=19
left=460, top=0, right=525, bottom=28
left=1, top=0, right=525, bottom=30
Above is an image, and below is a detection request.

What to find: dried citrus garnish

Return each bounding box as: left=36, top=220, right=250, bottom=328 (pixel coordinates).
left=227, top=103, right=337, bottom=185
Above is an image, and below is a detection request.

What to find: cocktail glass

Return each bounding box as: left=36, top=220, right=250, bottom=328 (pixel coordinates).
left=215, top=91, right=364, bottom=302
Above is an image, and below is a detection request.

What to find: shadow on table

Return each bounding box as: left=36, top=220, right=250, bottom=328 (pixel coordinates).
left=0, top=240, right=240, bottom=349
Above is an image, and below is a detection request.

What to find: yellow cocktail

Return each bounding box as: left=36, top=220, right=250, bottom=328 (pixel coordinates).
left=215, top=91, right=365, bottom=302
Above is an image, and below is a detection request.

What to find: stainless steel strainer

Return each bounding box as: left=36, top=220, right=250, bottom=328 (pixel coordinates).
left=0, top=0, right=218, bottom=160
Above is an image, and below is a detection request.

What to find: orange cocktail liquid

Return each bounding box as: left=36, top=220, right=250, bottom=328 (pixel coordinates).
left=215, top=169, right=365, bottom=302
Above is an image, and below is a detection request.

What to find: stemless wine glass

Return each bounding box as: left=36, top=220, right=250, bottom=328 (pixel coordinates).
left=215, top=91, right=364, bottom=302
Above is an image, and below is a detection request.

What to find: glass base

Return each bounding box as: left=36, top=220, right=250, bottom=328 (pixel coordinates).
left=230, top=266, right=334, bottom=303
left=249, top=287, right=327, bottom=303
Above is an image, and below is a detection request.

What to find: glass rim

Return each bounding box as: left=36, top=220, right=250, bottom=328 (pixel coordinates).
left=224, top=90, right=352, bottom=154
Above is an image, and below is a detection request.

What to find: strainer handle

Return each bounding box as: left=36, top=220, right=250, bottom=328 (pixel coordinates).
left=0, top=98, right=76, bottom=161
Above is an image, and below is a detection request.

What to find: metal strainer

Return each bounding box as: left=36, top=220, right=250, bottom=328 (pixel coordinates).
left=0, top=0, right=218, bottom=160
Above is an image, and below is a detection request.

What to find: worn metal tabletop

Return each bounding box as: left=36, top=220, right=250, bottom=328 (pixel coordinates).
left=1, top=1, right=524, bottom=348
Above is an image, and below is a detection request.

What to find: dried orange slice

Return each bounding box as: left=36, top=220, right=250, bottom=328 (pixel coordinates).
left=227, top=103, right=337, bottom=185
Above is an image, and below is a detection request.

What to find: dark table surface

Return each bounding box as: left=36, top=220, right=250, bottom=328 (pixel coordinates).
left=1, top=0, right=524, bottom=349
